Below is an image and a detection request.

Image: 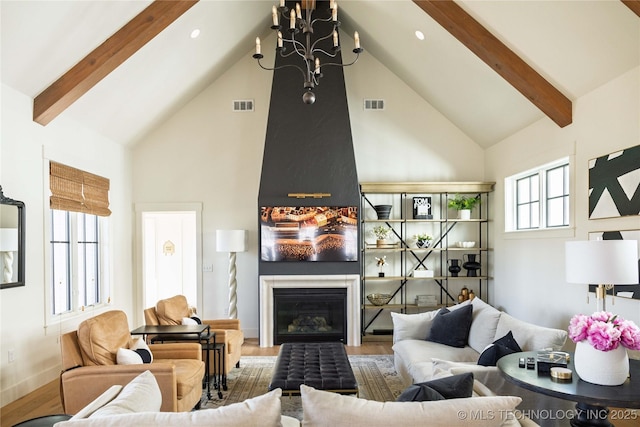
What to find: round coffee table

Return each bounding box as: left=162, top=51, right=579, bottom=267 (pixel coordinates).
left=13, top=414, right=72, bottom=427
left=497, top=351, right=640, bottom=427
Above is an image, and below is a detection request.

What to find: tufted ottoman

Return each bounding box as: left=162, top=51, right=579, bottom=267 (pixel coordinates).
left=269, top=342, right=358, bottom=396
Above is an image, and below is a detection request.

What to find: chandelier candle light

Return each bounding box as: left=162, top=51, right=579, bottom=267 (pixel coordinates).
left=253, top=0, right=363, bottom=104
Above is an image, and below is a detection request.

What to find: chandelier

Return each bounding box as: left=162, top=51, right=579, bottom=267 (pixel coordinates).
left=253, top=0, right=363, bottom=104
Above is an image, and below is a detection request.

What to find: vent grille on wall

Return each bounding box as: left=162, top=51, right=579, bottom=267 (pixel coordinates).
left=233, top=100, right=254, bottom=112
left=364, top=99, right=384, bottom=110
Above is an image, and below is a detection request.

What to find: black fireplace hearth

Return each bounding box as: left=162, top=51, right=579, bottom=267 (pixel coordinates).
left=273, top=288, right=347, bottom=344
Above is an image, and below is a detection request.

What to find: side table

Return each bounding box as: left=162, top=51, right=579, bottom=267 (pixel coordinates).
left=130, top=324, right=220, bottom=400
left=497, top=351, right=640, bottom=427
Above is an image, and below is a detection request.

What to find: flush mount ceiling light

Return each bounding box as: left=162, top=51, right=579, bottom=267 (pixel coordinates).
left=415, top=30, right=425, bottom=40
left=253, top=0, right=363, bottom=105
left=190, top=28, right=200, bottom=39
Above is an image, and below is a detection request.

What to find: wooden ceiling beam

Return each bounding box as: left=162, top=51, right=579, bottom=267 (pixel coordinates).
left=621, top=0, right=640, bottom=17
left=33, top=0, right=198, bottom=126
left=413, top=0, right=572, bottom=128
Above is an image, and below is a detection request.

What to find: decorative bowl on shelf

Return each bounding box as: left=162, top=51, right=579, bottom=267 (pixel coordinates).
left=455, top=241, right=476, bottom=248
left=367, top=293, right=392, bottom=306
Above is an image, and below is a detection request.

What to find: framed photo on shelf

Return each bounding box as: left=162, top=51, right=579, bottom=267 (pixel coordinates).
left=412, top=196, right=432, bottom=219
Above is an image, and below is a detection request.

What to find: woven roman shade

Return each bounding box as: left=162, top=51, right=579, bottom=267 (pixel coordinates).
left=50, top=161, right=111, bottom=216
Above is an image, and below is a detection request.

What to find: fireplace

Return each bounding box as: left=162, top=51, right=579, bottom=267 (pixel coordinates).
left=259, top=275, right=360, bottom=347
left=273, top=288, right=347, bottom=344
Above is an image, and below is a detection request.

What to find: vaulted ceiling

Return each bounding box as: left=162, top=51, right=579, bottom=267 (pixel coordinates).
left=2, top=1, right=639, bottom=148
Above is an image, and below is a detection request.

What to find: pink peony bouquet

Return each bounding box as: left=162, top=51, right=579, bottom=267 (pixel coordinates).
left=569, top=311, right=640, bottom=351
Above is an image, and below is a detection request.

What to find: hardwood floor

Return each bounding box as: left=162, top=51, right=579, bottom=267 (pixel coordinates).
left=2, top=339, right=636, bottom=427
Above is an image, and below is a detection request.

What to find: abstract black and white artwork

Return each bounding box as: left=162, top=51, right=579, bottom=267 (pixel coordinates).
left=588, top=144, right=640, bottom=219
left=589, top=229, right=640, bottom=300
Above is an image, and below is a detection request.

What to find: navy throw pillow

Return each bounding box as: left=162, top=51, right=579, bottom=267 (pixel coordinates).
left=397, top=372, right=475, bottom=402
left=478, top=331, right=522, bottom=366
left=426, top=304, right=473, bottom=348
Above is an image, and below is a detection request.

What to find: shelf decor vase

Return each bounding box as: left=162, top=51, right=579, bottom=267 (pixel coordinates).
left=574, top=340, right=629, bottom=386
left=462, top=254, right=481, bottom=277
left=416, top=239, right=430, bottom=248
left=374, top=205, right=392, bottom=220
left=448, top=259, right=461, bottom=277
left=458, top=209, right=471, bottom=220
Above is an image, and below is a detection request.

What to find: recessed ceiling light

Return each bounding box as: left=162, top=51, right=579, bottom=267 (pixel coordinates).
left=415, top=30, right=425, bottom=41
left=190, top=29, right=201, bottom=39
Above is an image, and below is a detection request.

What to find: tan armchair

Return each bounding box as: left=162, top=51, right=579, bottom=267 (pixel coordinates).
left=144, top=295, right=244, bottom=388
left=60, top=310, right=205, bottom=414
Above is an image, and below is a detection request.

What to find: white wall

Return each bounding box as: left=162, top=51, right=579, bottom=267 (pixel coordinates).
left=0, top=84, right=134, bottom=405
left=486, top=66, right=640, bottom=349
left=132, top=45, right=486, bottom=339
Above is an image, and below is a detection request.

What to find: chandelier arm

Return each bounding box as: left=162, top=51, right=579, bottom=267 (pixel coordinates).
left=313, top=48, right=339, bottom=59
left=289, top=37, right=308, bottom=58
left=309, top=29, right=337, bottom=53
left=256, top=58, right=307, bottom=81
left=279, top=49, right=301, bottom=59
left=310, top=16, right=333, bottom=27
left=319, top=52, right=361, bottom=68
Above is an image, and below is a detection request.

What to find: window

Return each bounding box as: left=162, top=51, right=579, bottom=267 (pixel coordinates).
left=47, top=161, right=111, bottom=322
left=50, top=211, right=106, bottom=315
left=505, top=158, right=570, bottom=232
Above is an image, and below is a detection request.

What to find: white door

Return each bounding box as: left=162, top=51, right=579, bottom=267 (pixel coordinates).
left=141, top=211, right=198, bottom=309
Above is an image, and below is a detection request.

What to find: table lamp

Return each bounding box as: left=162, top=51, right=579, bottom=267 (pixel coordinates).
left=565, top=240, right=639, bottom=311
left=0, top=228, right=18, bottom=282
left=216, top=230, right=248, bottom=319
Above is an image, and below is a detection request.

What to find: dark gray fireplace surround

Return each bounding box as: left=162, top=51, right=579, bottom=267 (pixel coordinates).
left=258, top=0, right=360, bottom=277
left=257, top=1, right=361, bottom=346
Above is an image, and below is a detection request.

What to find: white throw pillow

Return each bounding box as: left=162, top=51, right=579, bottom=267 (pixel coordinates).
left=391, top=310, right=439, bottom=343
left=182, top=316, right=198, bottom=325
left=90, top=370, right=162, bottom=417
left=494, top=313, right=567, bottom=351
left=300, top=384, right=521, bottom=427
left=56, top=388, right=283, bottom=427
left=391, top=299, right=474, bottom=344
left=130, top=337, right=153, bottom=363
left=116, top=348, right=142, bottom=365
left=467, top=298, right=502, bottom=353
left=70, top=385, right=123, bottom=420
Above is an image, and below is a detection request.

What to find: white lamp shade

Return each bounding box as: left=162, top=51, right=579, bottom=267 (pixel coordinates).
left=0, top=228, right=18, bottom=252
left=216, top=230, right=248, bottom=253
left=565, top=240, right=639, bottom=285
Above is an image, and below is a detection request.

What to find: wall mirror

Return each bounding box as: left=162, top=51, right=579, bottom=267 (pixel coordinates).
left=0, top=186, right=25, bottom=289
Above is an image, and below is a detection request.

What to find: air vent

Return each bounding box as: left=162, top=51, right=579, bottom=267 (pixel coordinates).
left=233, top=100, right=254, bottom=112
left=364, top=99, right=384, bottom=110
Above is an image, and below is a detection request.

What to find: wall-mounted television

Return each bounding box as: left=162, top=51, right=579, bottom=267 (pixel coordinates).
left=260, top=206, right=358, bottom=262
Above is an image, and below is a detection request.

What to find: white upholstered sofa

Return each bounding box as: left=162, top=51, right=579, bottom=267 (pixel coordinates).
left=392, top=297, right=568, bottom=387
left=54, top=369, right=541, bottom=427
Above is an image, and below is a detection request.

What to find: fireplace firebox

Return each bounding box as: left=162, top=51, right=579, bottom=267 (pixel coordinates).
left=273, top=288, right=347, bottom=344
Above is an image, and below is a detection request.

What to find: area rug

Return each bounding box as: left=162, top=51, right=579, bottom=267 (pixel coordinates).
left=201, top=355, right=404, bottom=420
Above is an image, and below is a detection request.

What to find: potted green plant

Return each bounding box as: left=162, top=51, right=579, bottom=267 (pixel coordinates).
left=413, top=233, right=433, bottom=248
left=372, top=225, right=392, bottom=247
left=448, top=194, right=479, bottom=219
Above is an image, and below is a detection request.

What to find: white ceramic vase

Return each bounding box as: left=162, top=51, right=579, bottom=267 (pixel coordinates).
left=573, top=340, right=629, bottom=386
left=458, top=209, right=471, bottom=220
